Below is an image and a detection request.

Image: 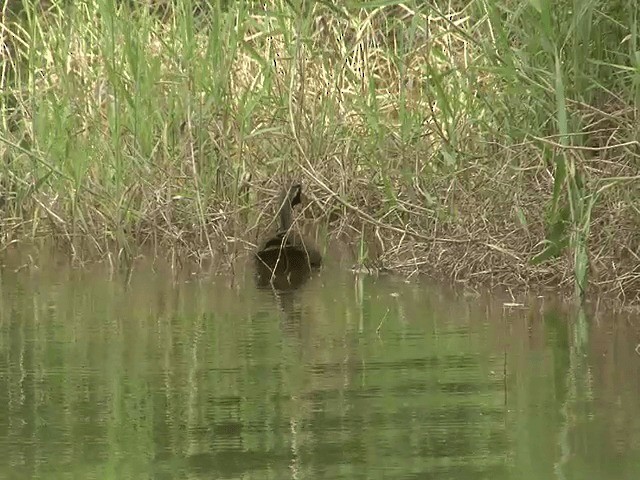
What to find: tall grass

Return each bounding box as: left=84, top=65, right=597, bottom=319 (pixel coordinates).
left=1, top=0, right=639, bottom=302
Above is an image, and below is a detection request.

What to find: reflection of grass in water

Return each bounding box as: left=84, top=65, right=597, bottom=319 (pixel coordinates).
left=1, top=1, right=639, bottom=302
left=2, top=265, right=640, bottom=477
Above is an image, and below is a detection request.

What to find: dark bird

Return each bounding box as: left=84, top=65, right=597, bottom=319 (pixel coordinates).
left=254, top=183, right=322, bottom=289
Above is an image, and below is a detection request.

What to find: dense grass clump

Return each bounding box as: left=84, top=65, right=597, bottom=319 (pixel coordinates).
left=1, top=0, right=639, bottom=302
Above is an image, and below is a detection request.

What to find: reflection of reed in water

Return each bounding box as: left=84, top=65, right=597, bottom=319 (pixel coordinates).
left=254, top=183, right=322, bottom=290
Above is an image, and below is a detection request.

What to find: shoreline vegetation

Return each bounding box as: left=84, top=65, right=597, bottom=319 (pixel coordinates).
left=1, top=1, right=639, bottom=304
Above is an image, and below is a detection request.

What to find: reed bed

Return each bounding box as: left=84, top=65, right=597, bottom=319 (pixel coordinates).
left=1, top=0, right=639, bottom=303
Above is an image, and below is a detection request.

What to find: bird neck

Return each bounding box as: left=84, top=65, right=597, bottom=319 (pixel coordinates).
left=278, top=197, right=293, bottom=231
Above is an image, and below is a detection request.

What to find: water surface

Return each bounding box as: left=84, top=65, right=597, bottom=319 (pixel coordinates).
left=1, top=261, right=640, bottom=479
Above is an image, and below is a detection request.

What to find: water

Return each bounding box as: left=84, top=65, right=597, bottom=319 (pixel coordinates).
left=1, top=260, right=640, bottom=479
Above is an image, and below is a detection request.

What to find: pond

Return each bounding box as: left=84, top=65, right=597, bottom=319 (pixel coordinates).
left=1, top=259, right=639, bottom=479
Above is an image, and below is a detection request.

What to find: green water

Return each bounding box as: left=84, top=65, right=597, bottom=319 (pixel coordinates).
left=1, top=263, right=639, bottom=479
